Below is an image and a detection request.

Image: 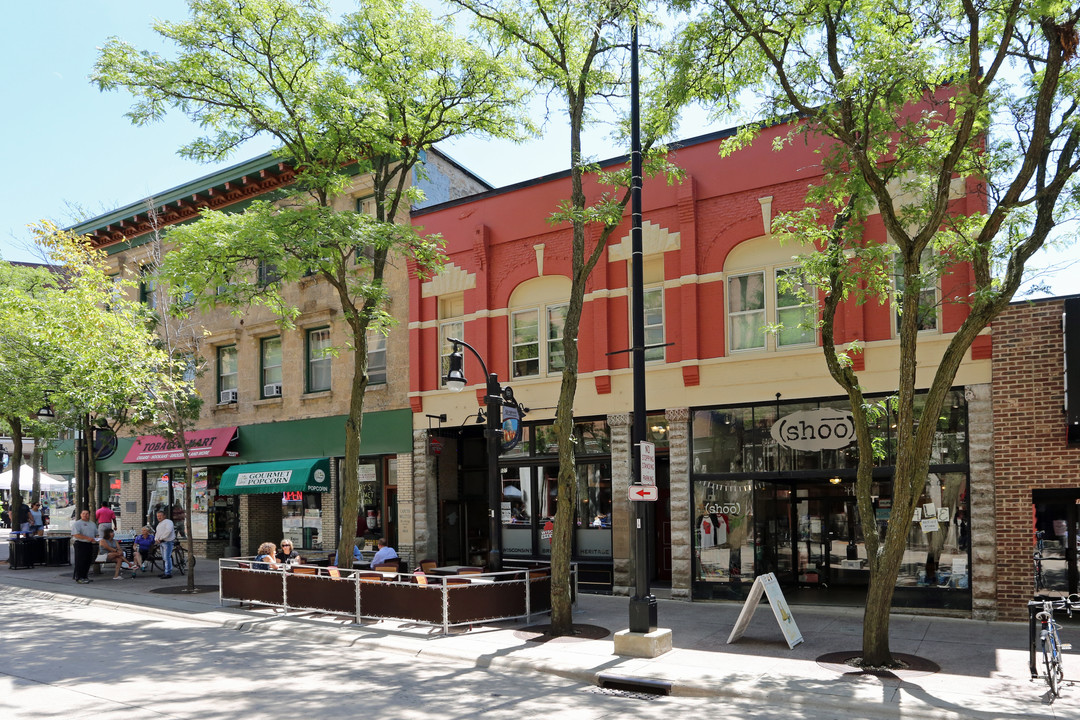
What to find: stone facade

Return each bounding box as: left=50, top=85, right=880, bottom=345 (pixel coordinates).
left=666, top=407, right=692, bottom=600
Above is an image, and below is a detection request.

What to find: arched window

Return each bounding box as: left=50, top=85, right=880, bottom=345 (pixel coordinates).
left=508, top=276, right=572, bottom=379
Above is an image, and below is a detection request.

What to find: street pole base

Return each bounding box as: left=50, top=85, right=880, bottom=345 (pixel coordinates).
left=613, top=628, right=672, bottom=658
left=628, top=594, right=657, bottom=633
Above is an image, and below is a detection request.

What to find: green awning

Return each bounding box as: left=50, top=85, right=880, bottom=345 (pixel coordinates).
left=218, top=457, right=331, bottom=495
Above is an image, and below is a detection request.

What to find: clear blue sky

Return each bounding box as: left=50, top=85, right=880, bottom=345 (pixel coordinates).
left=2, top=2, right=1077, bottom=297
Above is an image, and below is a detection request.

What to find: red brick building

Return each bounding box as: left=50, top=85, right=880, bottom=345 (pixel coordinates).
left=992, top=296, right=1080, bottom=620
left=407, top=123, right=993, bottom=611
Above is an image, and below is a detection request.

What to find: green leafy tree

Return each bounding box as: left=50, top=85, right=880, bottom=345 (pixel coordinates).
left=676, top=0, right=1080, bottom=665
left=2, top=225, right=167, bottom=528
left=94, top=0, right=529, bottom=567
left=451, top=0, right=685, bottom=634
left=0, top=260, right=61, bottom=531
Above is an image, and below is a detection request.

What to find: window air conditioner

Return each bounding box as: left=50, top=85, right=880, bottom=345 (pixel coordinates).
left=219, top=389, right=238, bottom=404
left=263, top=383, right=282, bottom=398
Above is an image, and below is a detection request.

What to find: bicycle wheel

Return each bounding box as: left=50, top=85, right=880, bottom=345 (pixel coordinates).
left=172, top=546, right=187, bottom=576
left=1044, top=632, right=1061, bottom=698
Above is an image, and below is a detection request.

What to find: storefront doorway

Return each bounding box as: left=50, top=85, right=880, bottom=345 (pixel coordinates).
left=755, top=481, right=866, bottom=589
left=1033, top=489, right=1080, bottom=596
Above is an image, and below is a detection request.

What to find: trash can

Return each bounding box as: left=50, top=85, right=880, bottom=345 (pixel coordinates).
left=29, top=536, right=46, bottom=565
left=8, top=533, right=34, bottom=569
left=45, top=535, right=71, bottom=566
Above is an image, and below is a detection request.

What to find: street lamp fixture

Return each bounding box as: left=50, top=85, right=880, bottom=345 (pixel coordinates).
left=444, top=337, right=505, bottom=572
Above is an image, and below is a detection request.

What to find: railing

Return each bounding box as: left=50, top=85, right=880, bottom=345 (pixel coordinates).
left=218, top=558, right=576, bottom=635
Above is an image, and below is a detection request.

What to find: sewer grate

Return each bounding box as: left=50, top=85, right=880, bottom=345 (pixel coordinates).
left=584, top=686, right=666, bottom=701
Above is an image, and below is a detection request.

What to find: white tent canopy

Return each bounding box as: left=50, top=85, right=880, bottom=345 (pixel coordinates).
left=0, top=465, right=69, bottom=491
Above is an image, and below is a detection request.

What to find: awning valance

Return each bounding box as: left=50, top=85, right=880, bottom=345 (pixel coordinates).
left=124, top=427, right=238, bottom=464
left=218, top=457, right=331, bottom=495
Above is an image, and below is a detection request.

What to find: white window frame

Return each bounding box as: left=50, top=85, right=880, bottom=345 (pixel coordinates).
left=774, top=267, right=817, bottom=348
left=367, top=332, right=387, bottom=386
left=727, top=266, right=818, bottom=353
left=218, top=345, right=238, bottom=393
left=439, top=320, right=464, bottom=387
left=306, top=327, right=332, bottom=393
left=642, top=286, right=665, bottom=362
left=510, top=303, right=569, bottom=379
left=260, top=336, right=282, bottom=395
left=728, top=271, right=767, bottom=352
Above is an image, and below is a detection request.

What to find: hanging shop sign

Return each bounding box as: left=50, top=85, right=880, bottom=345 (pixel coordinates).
left=501, top=404, right=522, bottom=453
left=770, top=408, right=855, bottom=452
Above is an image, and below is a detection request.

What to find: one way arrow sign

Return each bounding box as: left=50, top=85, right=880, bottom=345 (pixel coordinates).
left=628, top=485, right=659, bottom=502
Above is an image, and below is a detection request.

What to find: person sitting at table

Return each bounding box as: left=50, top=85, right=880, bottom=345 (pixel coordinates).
left=133, top=526, right=156, bottom=572
left=371, top=538, right=398, bottom=568
left=276, top=539, right=301, bottom=566
left=253, top=542, right=280, bottom=571
left=98, top=528, right=129, bottom=580
left=330, top=543, right=366, bottom=565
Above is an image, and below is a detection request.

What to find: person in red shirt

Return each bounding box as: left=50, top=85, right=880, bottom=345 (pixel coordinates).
left=95, top=501, right=116, bottom=534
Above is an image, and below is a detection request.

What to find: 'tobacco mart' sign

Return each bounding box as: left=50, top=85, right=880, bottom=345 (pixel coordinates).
left=769, top=408, right=856, bottom=452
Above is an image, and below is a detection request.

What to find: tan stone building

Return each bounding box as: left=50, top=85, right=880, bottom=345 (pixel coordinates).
left=52, top=150, right=486, bottom=563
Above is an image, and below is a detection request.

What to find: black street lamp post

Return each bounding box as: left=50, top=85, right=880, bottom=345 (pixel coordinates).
left=444, top=337, right=504, bottom=572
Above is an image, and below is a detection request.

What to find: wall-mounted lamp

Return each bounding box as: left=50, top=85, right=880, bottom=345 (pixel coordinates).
left=829, top=476, right=842, bottom=485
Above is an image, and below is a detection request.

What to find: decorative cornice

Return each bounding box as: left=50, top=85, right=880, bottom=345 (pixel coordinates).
left=608, top=221, right=681, bottom=262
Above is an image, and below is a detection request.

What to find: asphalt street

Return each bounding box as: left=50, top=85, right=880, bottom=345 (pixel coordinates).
left=2, top=591, right=897, bottom=720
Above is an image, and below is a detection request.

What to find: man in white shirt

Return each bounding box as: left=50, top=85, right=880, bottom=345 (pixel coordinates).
left=154, top=509, right=176, bottom=579
left=370, top=538, right=398, bottom=568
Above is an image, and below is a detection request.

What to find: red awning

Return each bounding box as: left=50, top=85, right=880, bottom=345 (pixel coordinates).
left=123, top=427, right=239, bottom=463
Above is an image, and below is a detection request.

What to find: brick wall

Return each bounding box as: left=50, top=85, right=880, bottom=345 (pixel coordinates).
left=992, top=299, right=1080, bottom=620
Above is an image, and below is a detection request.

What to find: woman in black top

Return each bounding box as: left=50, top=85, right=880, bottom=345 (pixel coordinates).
left=276, top=539, right=301, bottom=565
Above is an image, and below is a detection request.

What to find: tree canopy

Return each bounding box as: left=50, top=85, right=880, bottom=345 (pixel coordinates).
left=95, top=0, right=531, bottom=566
left=674, top=0, right=1080, bottom=665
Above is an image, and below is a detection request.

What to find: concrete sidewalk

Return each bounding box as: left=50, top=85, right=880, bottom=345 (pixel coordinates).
left=1, top=551, right=1075, bottom=720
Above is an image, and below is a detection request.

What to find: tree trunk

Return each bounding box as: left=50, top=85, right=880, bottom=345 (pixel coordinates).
left=336, top=316, right=369, bottom=570
left=178, top=416, right=198, bottom=592
left=9, top=418, right=24, bottom=533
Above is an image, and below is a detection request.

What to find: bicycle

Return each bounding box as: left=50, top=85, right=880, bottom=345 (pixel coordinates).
left=1035, top=594, right=1079, bottom=698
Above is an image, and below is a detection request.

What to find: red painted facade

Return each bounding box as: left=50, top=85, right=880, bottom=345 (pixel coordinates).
left=408, top=122, right=979, bottom=410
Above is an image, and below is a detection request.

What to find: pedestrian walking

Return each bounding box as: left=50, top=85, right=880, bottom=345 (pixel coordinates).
left=71, top=510, right=97, bottom=584
left=153, top=510, right=175, bottom=579
left=95, top=501, right=116, bottom=535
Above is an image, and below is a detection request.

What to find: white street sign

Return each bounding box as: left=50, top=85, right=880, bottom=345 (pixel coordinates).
left=640, top=440, right=656, bottom=486
left=628, top=484, right=659, bottom=502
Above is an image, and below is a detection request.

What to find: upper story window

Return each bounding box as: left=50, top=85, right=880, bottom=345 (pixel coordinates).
left=774, top=268, right=816, bottom=347
left=439, top=294, right=464, bottom=387
left=728, top=268, right=816, bottom=351
left=643, top=286, right=665, bottom=361
left=728, top=272, right=766, bottom=351
left=306, top=327, right=332, bottom=393
left=139, top=267, right=157, bottom=310
left=257, top=261, right=281, bottom=287
left=260, top=336, right=282, bottom=398
left=217, top=345, right=238, bottom=401
left=367, top=332, right=387, bottom=386
left=508, top=276, right=572, bottom=380
left=894, top=247, right=939, bottom=333
left=511, top=304, right=567, bottom=379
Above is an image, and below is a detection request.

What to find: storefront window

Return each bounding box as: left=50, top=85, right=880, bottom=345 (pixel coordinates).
left=357, top=460, right=382, bottom=544
left=692, top=390, right=967, bottom=473
left=283, top=491, right=322, bottom=550
left=693, top=480, right=755, bottom=589
left=501, top=466, right=535, bottom=557
left=575, top=463, right=612, bottom=560
left=147, top=469, right=187, bottom=537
